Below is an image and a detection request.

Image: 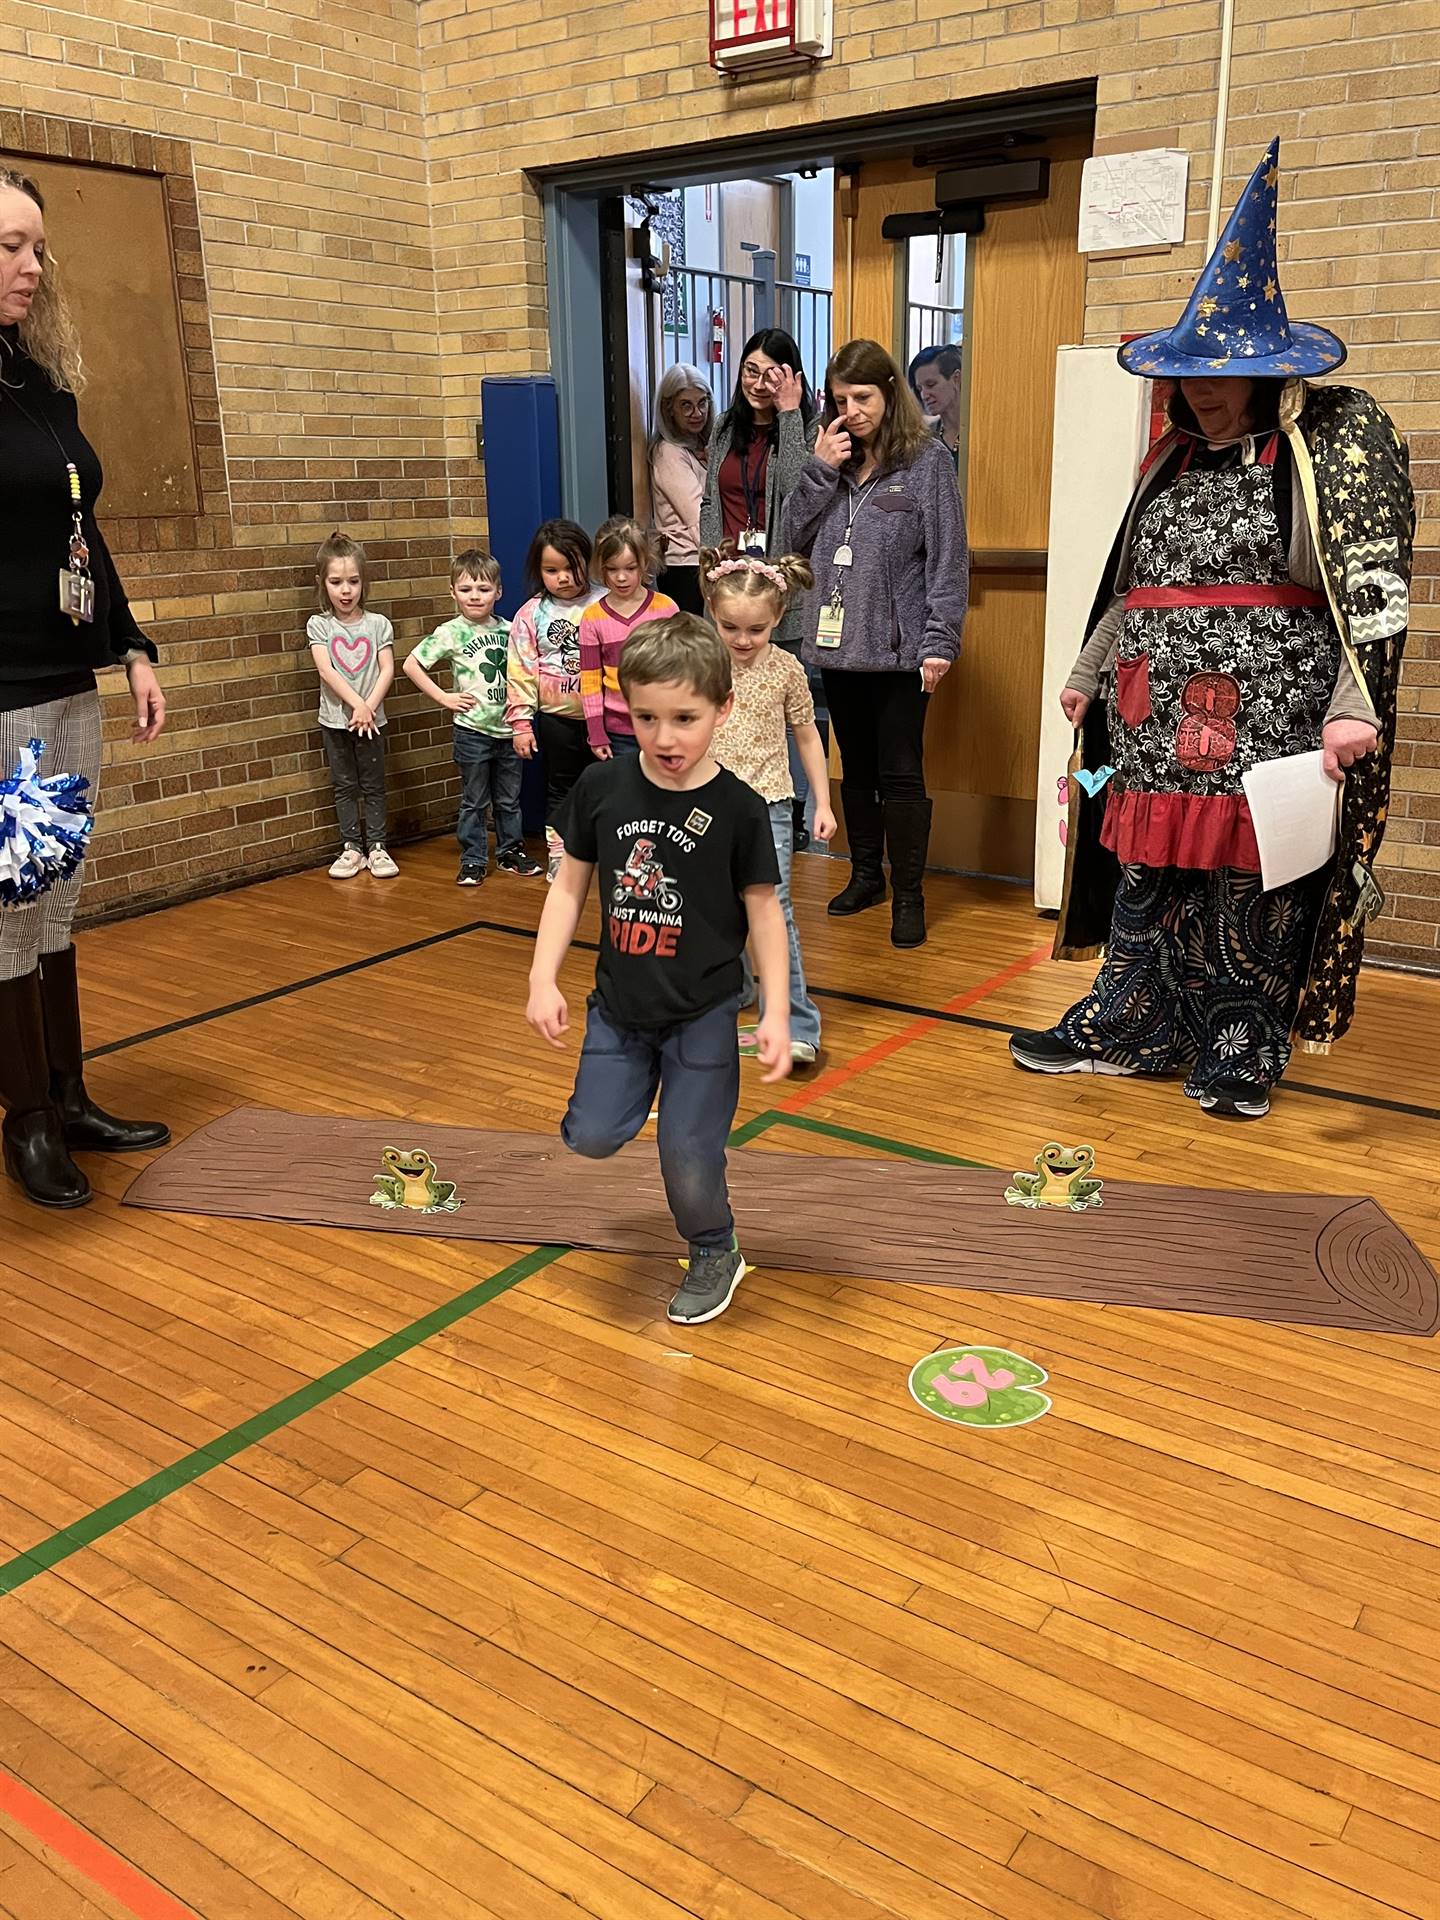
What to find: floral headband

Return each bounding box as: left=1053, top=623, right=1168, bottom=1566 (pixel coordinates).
left=705, top=556, right=788, bottom=590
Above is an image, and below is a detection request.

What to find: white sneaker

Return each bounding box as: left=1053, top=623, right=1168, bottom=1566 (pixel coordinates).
left=328, top=847, right=365, bottom=879
left=367, top=846, right=399, bottom=879
left=790, top=1041, right=819, bottom=1066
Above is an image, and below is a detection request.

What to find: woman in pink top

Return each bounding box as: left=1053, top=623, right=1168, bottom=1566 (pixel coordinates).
left=649, top=364, right=712, bottom=615
left=578, top=518, right=678, bottom=758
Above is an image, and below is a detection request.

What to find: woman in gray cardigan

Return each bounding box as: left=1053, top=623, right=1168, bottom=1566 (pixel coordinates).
left=782, top=338, right=968, bottom=948
left=698, top=327, right=819, bottom=654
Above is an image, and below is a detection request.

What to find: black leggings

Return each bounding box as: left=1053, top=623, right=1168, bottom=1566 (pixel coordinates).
left=535, top=711, right=593, bottom=824
left=821, top=669, right=930, bottom=804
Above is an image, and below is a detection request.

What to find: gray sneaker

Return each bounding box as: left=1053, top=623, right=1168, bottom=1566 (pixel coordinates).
left=668, top=1242, right=748, bottom=1325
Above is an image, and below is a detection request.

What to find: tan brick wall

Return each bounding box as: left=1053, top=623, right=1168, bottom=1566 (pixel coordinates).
left=4, top=3, right=1436, bottom=968
left=421, top=0, right=1440, bottom=969
left=1, top=3, right=465, bottom=917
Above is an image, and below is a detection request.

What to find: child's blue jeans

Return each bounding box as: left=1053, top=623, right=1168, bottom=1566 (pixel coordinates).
left=561, top=992, right=740, bottom=1249
left=455, top=727, right=522, bottom=869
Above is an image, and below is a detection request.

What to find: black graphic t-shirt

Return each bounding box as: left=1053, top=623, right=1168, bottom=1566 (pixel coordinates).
left=559, top=757, right=779, bottom=1029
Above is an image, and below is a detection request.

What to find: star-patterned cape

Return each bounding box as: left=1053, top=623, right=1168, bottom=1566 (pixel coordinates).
left=1055, top=381, right=1415, bottom=1055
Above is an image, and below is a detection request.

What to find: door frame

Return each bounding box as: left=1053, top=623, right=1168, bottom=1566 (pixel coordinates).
left=541, top=82, right=1096, bottom=526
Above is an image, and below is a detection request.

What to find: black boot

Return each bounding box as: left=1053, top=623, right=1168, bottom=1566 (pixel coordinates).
left=885, top=798, right=933, bottom=948
left=39, top=946, right=171, bottom=1153
left=0, top=971, right=91, bottom=1207
left=828, top=784, right=887, bottom=915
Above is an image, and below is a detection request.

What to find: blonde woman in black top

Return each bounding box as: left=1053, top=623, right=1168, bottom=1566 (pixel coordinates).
left=0, top=167, right=169, bottom=1209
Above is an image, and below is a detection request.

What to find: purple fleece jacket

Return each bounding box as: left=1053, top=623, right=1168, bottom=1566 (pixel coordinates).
left=781, top=436, right=969, bottom=672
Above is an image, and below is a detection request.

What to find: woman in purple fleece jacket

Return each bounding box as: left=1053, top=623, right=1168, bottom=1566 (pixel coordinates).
left=782, top=339, right=968, bottom=948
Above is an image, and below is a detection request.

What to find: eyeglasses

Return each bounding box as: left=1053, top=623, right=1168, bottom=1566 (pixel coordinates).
left=740, top=363, right=775, bottom=384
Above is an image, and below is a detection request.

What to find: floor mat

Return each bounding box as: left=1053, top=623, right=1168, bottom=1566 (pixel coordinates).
left=121, top=1106, right=1440, bottom=1335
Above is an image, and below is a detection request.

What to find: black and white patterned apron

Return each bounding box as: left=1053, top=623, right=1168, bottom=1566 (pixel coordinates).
left=1109, top=436, right=1338, bottom=830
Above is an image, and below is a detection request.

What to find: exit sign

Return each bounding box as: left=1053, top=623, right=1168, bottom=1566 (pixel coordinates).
left=710, top=0, right=832, bottom=73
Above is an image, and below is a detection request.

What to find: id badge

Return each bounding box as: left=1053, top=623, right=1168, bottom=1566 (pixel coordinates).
left=738, top=527, right=766, bottom=558
left=1351, top=860, right=1385, bottom=926
left=59, top=570, right=95, bottom=624
left=815, top=601, right=845, bottom=650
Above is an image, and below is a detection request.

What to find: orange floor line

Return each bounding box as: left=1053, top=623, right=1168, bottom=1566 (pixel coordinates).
left=0, top=1770, right=196, bottom=1920
left=782, top=940, right=1053, bottom=1115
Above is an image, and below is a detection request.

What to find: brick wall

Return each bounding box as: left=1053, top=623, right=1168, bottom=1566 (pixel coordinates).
left=3, top=2, right=1436, bottom=966
left=2, top=3, right=466, bottom=917
left=420, top=0, right=1440, bottom=969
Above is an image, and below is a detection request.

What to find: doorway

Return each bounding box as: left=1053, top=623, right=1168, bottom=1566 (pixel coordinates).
left=540, top=85, right=1096, bottom=880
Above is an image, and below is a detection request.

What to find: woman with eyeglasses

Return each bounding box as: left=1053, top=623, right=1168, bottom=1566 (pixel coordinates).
left=698, top=328, right=818, bottom=656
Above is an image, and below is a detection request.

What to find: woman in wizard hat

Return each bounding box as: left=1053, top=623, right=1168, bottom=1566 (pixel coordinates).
left=1010, top=139, right=1414, bottom=1120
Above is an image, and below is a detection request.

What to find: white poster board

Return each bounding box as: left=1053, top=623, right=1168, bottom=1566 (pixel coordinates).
left=1034, top=346, right=1150, bottom=911
left=1078, top=150, right=1189, bottom=253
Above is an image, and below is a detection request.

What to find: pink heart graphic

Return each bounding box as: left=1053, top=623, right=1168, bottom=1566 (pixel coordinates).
left=330, top=630, right=373, bottom=676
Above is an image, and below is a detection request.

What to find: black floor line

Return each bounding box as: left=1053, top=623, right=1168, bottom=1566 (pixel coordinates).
left=85, top=911, right=1440, bottom=1126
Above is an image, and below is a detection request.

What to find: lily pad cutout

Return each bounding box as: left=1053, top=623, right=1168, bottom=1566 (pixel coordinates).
left=908, top=1346, right=1052, bottom=1429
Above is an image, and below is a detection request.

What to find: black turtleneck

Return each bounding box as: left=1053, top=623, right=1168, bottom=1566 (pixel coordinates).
left=0, top=328, right=154, bottom=715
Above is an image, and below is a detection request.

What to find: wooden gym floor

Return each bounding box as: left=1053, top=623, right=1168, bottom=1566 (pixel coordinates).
left=2, top=837, right=1439, bottom=1920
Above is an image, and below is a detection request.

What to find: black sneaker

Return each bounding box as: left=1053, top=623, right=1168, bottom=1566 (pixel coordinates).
left=1009, top=1028, right=1140, bottom=1077
left=497, top=846, right=544, bottom=878
left=457, top=865, right=485, bottom=887
left=668, top=1243, right=748, bottom=1324
left=1197, top=1081, right=1271, bottom=1120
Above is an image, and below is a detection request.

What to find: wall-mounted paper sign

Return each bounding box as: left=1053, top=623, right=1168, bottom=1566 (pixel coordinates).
left=1079, top=149, right=1190, bottom=254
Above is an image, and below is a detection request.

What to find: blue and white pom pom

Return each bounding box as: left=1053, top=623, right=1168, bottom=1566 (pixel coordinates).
left=0, top=738, right=95, bottom=909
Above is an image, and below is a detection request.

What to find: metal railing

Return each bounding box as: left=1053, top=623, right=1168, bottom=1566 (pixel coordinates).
left=906, top=299, right=964, bottom=364
left=655, top=250, right=833, bottom=421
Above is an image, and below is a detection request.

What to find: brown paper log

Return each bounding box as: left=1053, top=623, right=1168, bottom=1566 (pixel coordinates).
left=121, top=1108, right=1439, bottom=1336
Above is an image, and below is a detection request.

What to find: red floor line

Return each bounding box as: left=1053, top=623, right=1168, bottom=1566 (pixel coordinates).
left=0, top=1770, right=197, bottom=1920
left=781, top=941, right=1052, bottom=1115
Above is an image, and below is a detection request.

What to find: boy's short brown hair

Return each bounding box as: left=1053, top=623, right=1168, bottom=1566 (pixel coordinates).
left=451, top=546, right=502, bottom=587
left=618, top=613, right=732, bottom=707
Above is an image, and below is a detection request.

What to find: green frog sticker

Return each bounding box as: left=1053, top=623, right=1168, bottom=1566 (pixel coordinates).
left=370, top=1146, right=461, bottom=1214
left=1005, top=1142, right=1103, bottom=1211
left=909, top=1347, right=1052, bottom=1429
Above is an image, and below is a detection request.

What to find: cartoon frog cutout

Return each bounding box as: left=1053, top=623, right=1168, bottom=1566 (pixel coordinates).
left=612, top=837, right=682, bottom=910
left=370, top=1146, right=462, bottom=1213
left=1005, top=1142, right=1103, bottom=1211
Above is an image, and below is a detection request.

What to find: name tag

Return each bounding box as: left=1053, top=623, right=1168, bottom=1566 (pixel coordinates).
left=815, top=602, right=845, bottom=650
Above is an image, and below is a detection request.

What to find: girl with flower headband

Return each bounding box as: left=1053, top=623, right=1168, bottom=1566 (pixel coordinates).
left=703, top=543, right=831, bottom=1066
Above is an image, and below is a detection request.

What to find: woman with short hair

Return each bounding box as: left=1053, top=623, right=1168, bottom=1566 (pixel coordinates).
left=649, top=362, right=712, bottom=615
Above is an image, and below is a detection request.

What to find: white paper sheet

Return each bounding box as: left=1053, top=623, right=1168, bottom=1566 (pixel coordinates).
left=1241, top=751, right=1340, bottom=891
left=1079, top=150, right=1190, bottom=253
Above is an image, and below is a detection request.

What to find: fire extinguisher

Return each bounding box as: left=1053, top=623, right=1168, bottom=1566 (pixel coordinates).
left=708, top=309, right=725, bottom=366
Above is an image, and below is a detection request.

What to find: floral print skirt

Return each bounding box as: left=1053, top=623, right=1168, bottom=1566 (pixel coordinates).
left=1052, top=863, right=1323, bottom=1096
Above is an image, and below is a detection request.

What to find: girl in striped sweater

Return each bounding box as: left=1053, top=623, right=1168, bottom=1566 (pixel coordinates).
left=578, top=517, right=678, bottom=761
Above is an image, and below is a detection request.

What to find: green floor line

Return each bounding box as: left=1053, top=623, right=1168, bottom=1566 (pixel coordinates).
left=0, top=1244, right=566, bottom=1599
left=767, top=1110, right=985, bottom=1168
left=0, top=1108, right=985, bottom=1600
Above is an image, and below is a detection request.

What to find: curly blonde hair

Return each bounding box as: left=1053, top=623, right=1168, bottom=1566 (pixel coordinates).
left=699, top=543, right=814, bottom=618
left=0, top=169, right=85, bottom=392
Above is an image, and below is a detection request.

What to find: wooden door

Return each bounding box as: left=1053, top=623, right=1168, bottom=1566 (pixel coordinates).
left=720, top=179, right=782, bottom=281
left=835, top=144, right=1088, bottom=878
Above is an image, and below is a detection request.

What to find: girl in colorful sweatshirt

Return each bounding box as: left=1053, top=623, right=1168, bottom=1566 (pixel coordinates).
left=506, top=519, right=602, bottom=882
left=578, top=517, right=677, bottom=760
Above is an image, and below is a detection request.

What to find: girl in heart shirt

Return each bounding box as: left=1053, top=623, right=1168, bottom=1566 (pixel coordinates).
left=306, top=530, right=398, bottom=880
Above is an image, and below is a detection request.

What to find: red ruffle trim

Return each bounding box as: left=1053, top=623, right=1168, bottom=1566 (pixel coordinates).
left=1100, top=788, right=1261, bottom=871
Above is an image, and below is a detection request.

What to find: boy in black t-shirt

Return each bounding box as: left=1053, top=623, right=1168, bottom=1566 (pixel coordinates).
left=527, top=615, right=791, bottom=1324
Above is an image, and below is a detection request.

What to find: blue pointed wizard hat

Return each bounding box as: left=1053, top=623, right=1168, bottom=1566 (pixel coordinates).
left=1118, top=139, right=1346, bottom=380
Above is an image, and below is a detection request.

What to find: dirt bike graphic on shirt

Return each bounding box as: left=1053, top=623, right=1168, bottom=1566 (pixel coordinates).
left=612, top=837, right=683, bottom=911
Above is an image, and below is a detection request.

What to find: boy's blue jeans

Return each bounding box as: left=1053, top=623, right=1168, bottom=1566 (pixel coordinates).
left=561, top=993, right=740, bottom=1249
left=455, top=728, right=522, bottom=869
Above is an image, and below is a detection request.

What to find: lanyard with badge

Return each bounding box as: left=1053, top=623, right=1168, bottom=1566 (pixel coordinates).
left=5, top=385, right=94, bottom=624
left=738, top=439, right=768, bottom=557
left=815, top=471, right=884, bottom=650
